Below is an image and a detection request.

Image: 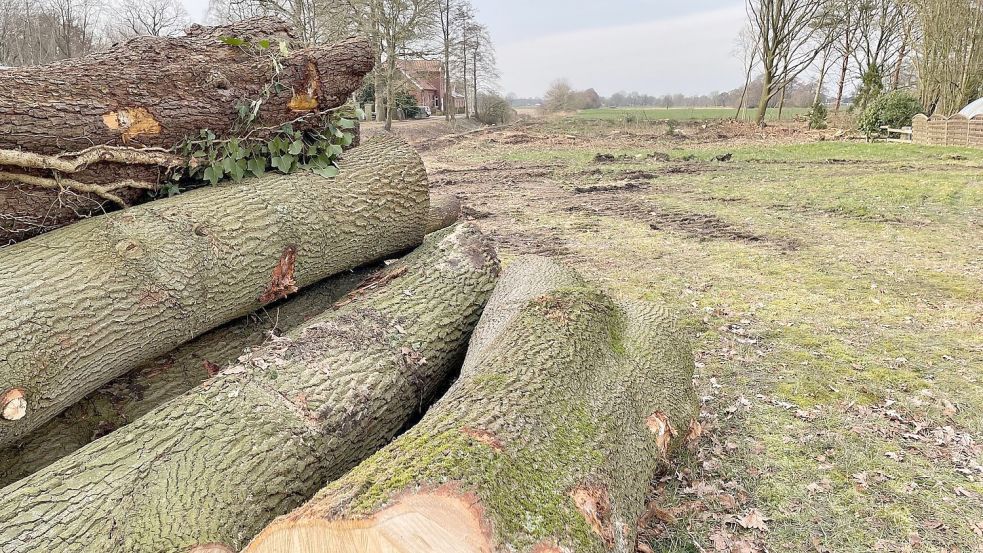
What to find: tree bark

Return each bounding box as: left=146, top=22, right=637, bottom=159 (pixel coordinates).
left=0, top=18, right=371, bottom=155
left=0, top=135, right=429, bottom=449
left=0, top=207, right=464, bottom=487
left=0, top=269, right=369, bottom=488
left=0, top=17, right=375, bottom=245
left=426, top=194, right=461, bottom=234
left=244, top=256, right=699, bottom=553
left=0, top=224, right=500, bottom=553
left=755, top=63, right=774, bottom=125
left=835, top=52, right=850, bottom=111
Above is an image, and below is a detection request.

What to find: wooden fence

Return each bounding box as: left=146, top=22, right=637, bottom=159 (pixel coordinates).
left=912, top=113, right=983, bottom=147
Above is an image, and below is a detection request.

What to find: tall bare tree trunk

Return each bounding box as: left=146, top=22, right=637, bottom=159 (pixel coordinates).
left=245, top=257, right=699, bottom=553
left=755, top=62, right=774, bottom=125
left=835, top=52, right=850, bottom=111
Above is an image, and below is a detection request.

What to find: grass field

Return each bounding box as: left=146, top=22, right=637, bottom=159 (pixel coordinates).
left=576, top=106, right=812, bottom=122
left=419, top=118, right=983, bottom=552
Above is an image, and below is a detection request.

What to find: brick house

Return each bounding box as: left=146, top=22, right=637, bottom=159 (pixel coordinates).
left=396, top=59, right=465, bottom=113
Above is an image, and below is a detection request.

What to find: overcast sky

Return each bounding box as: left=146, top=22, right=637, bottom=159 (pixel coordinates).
left=181, top=0, right=748, bottom=98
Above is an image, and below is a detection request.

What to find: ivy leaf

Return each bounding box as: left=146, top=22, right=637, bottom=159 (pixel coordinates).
left=248, top=157, right=266, bottom=177
left=221, top=156, right=236, bottom=174
left=278, top=40, right=290, bottom=57
left=340, top=133, right=354, bottom=148
left=258, top=39, right=271, bottom=49
left=219, top=36, right=245, bottom=47
left=288, top=140, right=304, bottom=155
left=203, top=165, right=224, bottom=185
left=313, top=165, right=339, bottom=178
left=329, top=144, right=344, bottom=157
left=337, top=118, right=356, bottom=129
left=271, top=154, right=295, bottom=173
left=229, top=159, right=246, bottom=181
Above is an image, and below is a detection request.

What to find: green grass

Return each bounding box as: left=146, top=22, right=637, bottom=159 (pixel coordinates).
left=429, top=118, right=983, bottom=552
left=575, top=106, right=811, bottom=122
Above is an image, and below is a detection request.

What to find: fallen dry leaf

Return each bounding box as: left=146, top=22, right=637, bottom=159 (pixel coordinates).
left=736, top=509, right=770, bottom=532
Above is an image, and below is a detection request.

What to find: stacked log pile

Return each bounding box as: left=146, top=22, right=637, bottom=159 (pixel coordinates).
left=0, top=18, right=696, bottom=553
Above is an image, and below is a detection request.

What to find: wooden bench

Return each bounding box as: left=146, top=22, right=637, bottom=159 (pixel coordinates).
left=879, top=125, right=913, bottom=142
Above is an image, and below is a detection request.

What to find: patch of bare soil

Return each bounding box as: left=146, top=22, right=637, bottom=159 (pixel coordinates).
left=564, top=196, right=798, bottom=250
left=573, top=181, right=644, bottom=194
left=488, top=229, right=572, bottom=257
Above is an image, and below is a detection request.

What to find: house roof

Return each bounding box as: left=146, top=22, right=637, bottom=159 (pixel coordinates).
left=397, top=59, right=443, bottom=92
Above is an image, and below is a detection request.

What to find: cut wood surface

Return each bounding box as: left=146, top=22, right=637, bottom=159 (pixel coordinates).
left=0, top=17, right=374, bottom=244
left=245, top=256, right=699, bottom=553
left=0, top=224, right=500, bottom=553
left=0, top=269, right=369, bottom=488
left=0, top=135, right=428, bottom=449
left=0, top=208, right=462, bottom=488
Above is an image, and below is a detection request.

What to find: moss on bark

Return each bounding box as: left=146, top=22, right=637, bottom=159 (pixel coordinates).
left=246, top=256, right=698, bottom=553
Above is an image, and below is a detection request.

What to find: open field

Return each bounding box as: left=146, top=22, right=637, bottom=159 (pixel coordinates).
left=405, top=117, right=983, bottom=552
left=576, top=106, right=813, bottom=122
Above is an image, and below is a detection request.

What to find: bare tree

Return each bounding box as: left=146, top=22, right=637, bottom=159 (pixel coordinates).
left=543, top=79, right=573, bottom=112
left=436, top=0, right=455, bottom=120
left=453, top=1, right=474, bottom=117
left=469, top=22, right=496, bottom=112
left=913, top=0, right=983, bottom=114
left=112, top=0, right=188, bottom=39
left=733, top=22, right=760, bottom=119
left=830, top=0, right=861, bottom=110
left=852, top=0, right=910, bottom=77
left=747, top=0, right=836, bottom=124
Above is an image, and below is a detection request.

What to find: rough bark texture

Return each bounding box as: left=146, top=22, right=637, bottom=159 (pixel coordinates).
left=0, top=18, right=370, bottom=154
left=0, top=207, right=463, bottom=487
left=0, top=224, right=500, bottom=553
left=0, top=135, right=428, bottom=448
left=245, top=256, right=699, bottom=553
left=426, top=194, right=462, bottom=234
left=0, top=268, right=369, bottom=488
left=0, top=17, right=374, bottom=245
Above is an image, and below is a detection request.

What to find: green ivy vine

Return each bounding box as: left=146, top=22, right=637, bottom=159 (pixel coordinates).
left=162, top=34, right=360, bottom=196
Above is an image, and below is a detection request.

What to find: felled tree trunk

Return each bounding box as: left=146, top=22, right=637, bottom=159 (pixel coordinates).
left=0, top=269, right=368, bottom=488
left=0, top=136, right=428, bottom=449
left=0, top=17, right=374, bottom=244
left=0, top=224, right=499, bottom=553
left=245, top=256, right=699, bottom=553
left=426, top=193, right=462, bottom=234
left=0, top=208, right=462, bottom=487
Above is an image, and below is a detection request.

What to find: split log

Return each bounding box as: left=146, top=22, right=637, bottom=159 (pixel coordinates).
left=0, top=135, right=428, bottom=448
left=0, top=224, right=500, bottom=552
left=0, top=208, right=463, bottom=487
left=245, top=256, right=699, bottom=553
left=426, top=194, right=462, bottom=233
left=0, top=269, right=368, bottom=488
left=0, top=17, right=374, bottom=244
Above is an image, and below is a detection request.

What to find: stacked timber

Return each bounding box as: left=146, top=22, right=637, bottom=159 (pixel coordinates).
left=0, top=17, right=697, bottom=553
